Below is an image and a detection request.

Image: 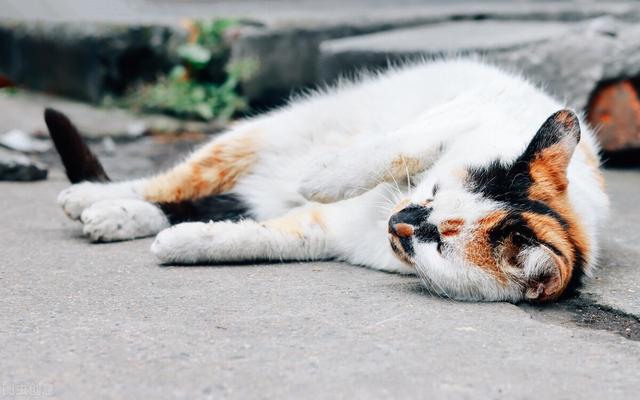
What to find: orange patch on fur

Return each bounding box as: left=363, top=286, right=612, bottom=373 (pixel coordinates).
left=528, top=144, right=570, bottom=200
left=465, top=211, right=509, bottom=284
left=263, top=207, right=327, bottom=238
left=309, top=209, right=327, bottom=231
left=439, top=218, right=464, bottom=237
left=389, top=235, right=414, bottom=266
left=522, top=213, right=572, bottom=260
left=527, top=150, right=590, bottom=265
left=143, top=132, right=257, bottom=203
left=393, top=223, right=414, bottom=238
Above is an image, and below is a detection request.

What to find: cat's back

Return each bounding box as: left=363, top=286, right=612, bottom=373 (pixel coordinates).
left=278, top=58, right=558, bottom=140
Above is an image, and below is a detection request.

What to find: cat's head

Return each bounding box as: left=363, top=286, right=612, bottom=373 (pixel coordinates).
left=388, top=110, right=589, bottom=303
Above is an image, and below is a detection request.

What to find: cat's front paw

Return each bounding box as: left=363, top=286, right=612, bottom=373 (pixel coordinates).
left=80, top=199, right=169, bottom=242
left=151, top=222, right=213, bottom=264
left=57, top=182, right=105, bottom=220
left=299, top=177, right=367, bottom=203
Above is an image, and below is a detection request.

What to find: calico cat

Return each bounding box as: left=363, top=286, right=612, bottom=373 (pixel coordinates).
left=45, top=59, right=608, bottom=303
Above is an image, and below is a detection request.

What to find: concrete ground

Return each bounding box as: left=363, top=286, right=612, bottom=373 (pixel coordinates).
left=2, top=149, right=640, bottom=398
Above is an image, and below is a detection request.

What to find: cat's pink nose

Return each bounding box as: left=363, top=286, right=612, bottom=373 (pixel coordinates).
left=389, top=223, right=414, bottom=238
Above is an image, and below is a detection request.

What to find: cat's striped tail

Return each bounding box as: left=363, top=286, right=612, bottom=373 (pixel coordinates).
left=44, top=108, right=110, bottom=184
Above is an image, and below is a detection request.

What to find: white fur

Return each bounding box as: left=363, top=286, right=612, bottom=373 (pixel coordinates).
left=81, top=199, right=169, bottom=242
left=58, top=59, right=608, bottom=302
left=58, top=180, right=144, bottom=220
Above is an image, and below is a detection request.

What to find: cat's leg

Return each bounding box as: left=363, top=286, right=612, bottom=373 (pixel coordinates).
left=150, top=185, right=412, bottom=275
left=151, top=205, right=330, bottom=264
left=58, top=127, right=259, bottom=220
left=56, top=125, right=261, bottom=241
left=299, top=102, right=475, bottom=203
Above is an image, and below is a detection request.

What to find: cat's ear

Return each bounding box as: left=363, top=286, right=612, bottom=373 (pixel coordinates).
left=519, top=109, right=581, bottom=193
left=519, top=245, right=571, bottom=302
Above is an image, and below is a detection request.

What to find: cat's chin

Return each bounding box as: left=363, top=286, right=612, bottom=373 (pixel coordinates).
left=413, top=252, right=524, bottom=303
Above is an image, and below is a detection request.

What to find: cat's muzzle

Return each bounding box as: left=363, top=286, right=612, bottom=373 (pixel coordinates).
left=388, top=205, right=441, bottom=262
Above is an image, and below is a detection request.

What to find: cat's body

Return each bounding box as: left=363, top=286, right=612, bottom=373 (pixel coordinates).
left=47, top=59, right=608, bottom=303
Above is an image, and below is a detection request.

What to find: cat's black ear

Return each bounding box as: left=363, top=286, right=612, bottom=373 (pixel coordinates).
left=518, top=109, right=581, bottom=194
left=522, top=109, right=581, bottom=168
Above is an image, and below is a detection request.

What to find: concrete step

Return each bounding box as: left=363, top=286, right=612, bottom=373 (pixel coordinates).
left=319, top=20, right=574, bottom=81
left=0, top=22, right=183, bottom=103
left=228, top=1, right=640, bottom=105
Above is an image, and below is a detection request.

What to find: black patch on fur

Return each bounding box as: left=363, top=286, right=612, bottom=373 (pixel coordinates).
left=389, top=205, right=431, bottom=229
left=159, top=194, right=250, bottom=224
left=397, top=236, right=415, bottom=257
left=415, top=221, right=440, bottom=244
left=564, top=244, right=586, bottom=297
left=44, top=108, right=110, bottom=183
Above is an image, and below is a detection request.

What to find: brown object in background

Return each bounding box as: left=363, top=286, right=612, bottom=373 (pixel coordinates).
left=587, top=80, right=640, bottom=152
left=0, top=74, right=14, bottom=88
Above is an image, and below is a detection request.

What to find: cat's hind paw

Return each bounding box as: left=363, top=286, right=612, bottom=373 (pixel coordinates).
left=57, top=181, right=143, bottom=220
left=58, top=182, right=104, bottom=220
left=80, top=199, right=169, bottom=242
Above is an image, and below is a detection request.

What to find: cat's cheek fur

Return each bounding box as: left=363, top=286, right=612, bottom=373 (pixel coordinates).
left=412, top=244, right=523, bottom=302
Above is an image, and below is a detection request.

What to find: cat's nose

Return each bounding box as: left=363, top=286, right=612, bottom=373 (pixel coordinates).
left=389, top=205, right=428, bottom=238
left=389, top=222, right=414, bottom=238
left=389, top=205, right=440, bottom=242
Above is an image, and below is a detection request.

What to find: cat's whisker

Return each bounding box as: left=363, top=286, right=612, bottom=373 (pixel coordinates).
left=400, top=155, right=412, bottom=197
left=386, top=167, right=403, bottom=197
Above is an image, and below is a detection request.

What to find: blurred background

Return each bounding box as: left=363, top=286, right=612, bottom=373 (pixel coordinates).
left=1, top=0, right=639, bottom=179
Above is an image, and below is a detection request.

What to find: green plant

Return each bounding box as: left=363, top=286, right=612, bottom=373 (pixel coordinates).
left=0, top=87, right=18, bottom=96
left=125, top=18, right=257, bottom=122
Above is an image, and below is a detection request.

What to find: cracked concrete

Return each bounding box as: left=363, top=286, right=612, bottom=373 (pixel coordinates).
left=1, top=136, right=640, bottom=398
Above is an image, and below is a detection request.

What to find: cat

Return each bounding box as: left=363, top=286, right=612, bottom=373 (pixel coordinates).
left=45, top=58, right=608, bottom=303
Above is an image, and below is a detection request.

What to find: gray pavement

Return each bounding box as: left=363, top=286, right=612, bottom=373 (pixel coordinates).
left=2, top=163, right=640, bottom=398
left=0, top=91, right=220, bottom=139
